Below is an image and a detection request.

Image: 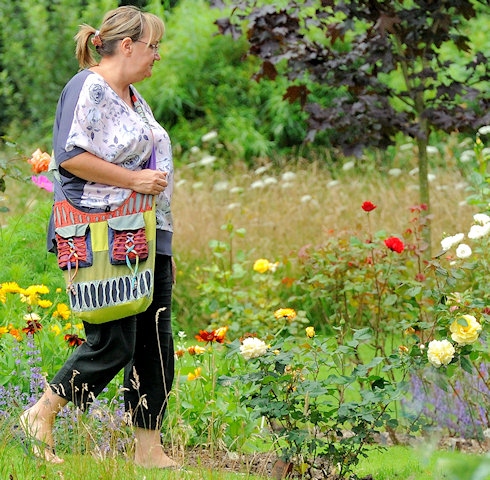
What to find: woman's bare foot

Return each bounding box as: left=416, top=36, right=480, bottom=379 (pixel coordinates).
left=134, top=446, right=179, bottom=469
left=134, top=426, right=179, bottom=469
left=19, top=409, right=64, bottom=464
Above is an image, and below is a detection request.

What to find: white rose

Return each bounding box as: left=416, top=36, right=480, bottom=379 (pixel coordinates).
left=455, top=243, right=472, bottom=259
left=473, top=213, right=490, bottom=225
left=427, top=339, right=455, bottom=368
left=440, top=233, right=464, bottom=251
left=240, top=337, right=268, bottom=360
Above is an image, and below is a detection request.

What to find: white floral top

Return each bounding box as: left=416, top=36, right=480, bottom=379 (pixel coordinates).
left=51, top=69, right=173, bottom=255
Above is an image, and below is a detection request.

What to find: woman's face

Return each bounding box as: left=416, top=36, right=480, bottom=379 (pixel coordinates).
left=132, top=35, right=161, bottom=81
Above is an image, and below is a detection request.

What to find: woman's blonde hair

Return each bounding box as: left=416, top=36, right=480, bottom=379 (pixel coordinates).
left=75, top=5, right=164, bottom=69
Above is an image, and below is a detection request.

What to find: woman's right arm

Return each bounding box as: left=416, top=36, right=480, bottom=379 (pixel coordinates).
left=62, top=152, right=168, bottom=196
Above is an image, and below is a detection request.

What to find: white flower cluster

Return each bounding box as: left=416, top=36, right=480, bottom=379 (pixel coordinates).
left=440, top=213, right=490, bottom=259
left=468, top=213, right=490, bottom=239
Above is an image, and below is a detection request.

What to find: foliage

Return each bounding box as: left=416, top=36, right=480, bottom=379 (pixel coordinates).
left=142, top=0, right=310, bottom=163
left=0, top=0, right=309, bottom=162
left=169, top=328, right=259, bottom=452
left=226, top=327, right=410, bottom=479
left=186, top=222, right=308, bottom=338
left=404, top=363, right=490, bottom=441
left=216, top=0, right=490, bottom=154
left=0, top=282, right=81, bottom=392
left=0, top=138, right=29, bottom=213
left=0, top=0, right=88, bottom=143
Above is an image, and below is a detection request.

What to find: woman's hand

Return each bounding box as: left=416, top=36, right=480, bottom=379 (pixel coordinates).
left=129, top=169, right=168, bottom=195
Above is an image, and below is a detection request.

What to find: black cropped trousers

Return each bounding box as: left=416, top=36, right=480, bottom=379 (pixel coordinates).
left=49, top=254, right=175, bottom=431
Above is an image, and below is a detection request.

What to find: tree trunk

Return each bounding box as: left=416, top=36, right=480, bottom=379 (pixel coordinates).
left=416, top=137, right=431, bottom=254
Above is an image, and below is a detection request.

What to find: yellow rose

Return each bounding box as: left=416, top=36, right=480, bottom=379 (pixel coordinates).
left=427, top=339, right=455, bottom=368
left=253, top=258, right=271, bottom=273
left=450, top=314, right=482, bottom=345
left=305, top=327, right=315, bottom=338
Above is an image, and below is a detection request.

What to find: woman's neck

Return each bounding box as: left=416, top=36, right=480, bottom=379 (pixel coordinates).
left=90, top=63, right=132, bottom=106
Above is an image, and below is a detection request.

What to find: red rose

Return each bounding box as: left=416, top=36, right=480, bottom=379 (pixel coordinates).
left=384, top=236, right=404, bottom=253
left=361, top=201, right=377, bottom=212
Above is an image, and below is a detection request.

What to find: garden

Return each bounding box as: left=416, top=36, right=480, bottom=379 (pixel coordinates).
left=1, top=1, right=490, bottom=479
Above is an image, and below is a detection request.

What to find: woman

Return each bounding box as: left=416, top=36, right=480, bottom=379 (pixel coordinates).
left=19, top=6, right=177, bottom=469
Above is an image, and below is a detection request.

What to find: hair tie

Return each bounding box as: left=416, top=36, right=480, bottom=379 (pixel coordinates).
left=91, top=30, right=102, bottom=47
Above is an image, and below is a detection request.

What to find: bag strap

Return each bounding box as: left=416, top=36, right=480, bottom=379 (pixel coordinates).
left=131, top=88, right=157, bottom=170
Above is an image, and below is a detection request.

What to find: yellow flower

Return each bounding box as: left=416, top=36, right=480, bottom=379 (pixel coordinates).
left=51, top=325, right=61, bottom=336
left=64, top=323, right=72, bottom=330
left=74, top=323, right=84, bottom=331
left=0, top=326, right=9, bottom=336
left=187, top=367, right=202, bottom=381
left=305, top=326, right=315, bottom=338
left=52, top=303, right=71, bottom=320
left=253, top=258, right=271, bottom=273
left=274, top=308, right=297, bottom=321
left=1, top=282, right=21, bottom=294
left=450, top=314, right=482, bottom=345
left=21, top=285, right=50, bottom=305
left=26, top=284, right=50, bottom=295
left=20, top=290, right=38, bottom=306
left=38, top=299, right=53, bottom=309
left=427, top=339, right=455, bottom=368
left=187, top=345, right=207, bottom=355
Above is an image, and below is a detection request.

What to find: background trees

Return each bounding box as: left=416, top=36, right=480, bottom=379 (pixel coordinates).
left=1, top=0, right=489, bottom=189
left=0, top=0, right=309, bottom=161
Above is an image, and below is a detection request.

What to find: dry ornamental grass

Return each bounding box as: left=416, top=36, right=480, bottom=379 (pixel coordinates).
left=173, top=161, right=475, bottom=261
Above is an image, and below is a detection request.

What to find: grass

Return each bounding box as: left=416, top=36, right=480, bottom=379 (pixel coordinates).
left=0, top=453, right=262, bottom=480
left=2, top=429, right=489, bottom=480
left=354, top=445, right=490, bottom=480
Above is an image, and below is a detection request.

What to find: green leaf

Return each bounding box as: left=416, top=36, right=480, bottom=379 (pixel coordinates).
left=460, top=355, right=474, bottom=374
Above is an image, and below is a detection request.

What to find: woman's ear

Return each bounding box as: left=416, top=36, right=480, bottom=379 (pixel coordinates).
left=120, top=37, right=133, bottom=56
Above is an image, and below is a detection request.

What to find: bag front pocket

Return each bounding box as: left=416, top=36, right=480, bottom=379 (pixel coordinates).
left=108, top=214, right=149, bottom=266
left=55, top=223, right=93, bottom=270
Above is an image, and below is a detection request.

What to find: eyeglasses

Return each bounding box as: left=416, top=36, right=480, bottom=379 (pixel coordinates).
left=135, top=40, right=159, bottom=55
